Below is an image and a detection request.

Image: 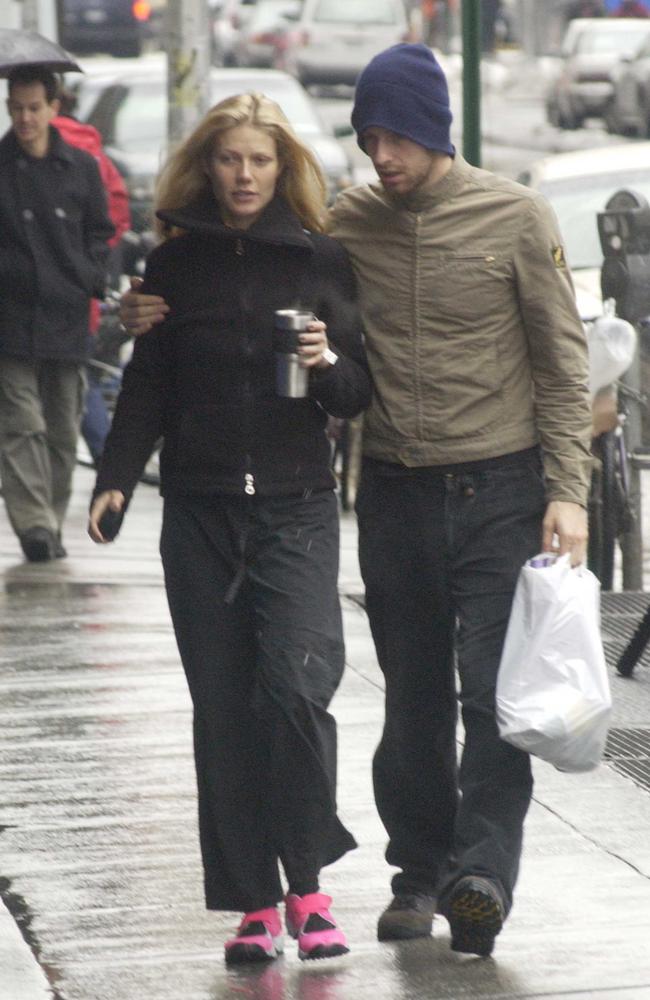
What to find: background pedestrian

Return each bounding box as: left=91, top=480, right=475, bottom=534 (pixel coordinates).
left=0, top=65, right=113, bottom=561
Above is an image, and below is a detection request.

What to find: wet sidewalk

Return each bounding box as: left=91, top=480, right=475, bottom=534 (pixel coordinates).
left=2, top=467, right=650, bottom=1000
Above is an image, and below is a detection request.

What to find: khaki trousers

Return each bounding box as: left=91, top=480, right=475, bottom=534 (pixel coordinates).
left=0, top=356, right=85, bottom=539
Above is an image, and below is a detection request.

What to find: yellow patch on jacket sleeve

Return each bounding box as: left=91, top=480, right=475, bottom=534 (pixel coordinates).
left=552, top=245, right=566, bottom=268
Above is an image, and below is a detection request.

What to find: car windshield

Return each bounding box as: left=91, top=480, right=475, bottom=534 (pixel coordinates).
left=312, top=0, right=399, bottom=25
left=575, top=27, right=643, bottom=55
left=109, top=85, right=168, bottom=152
left=539, top=170, right=650, bottom=270
left=91, top=75, right=323, bottom=153
left=249, top=0, right=299, bottom=28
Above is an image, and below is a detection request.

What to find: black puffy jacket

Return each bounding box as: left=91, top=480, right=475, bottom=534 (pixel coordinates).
left=0, top=126, right=114, bottom=362
left=95, top=194, right=371, bottom=501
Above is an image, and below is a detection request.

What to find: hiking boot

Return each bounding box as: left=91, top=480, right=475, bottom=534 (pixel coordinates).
left=224, top=907, right=284, bottom=965
left=377, top=892, right=437, bottom=941
left=441, top=875, right=505, bottom=957
left=285, top=892, right=349, bottom=961
left=20, top=527, right=56, bottom=562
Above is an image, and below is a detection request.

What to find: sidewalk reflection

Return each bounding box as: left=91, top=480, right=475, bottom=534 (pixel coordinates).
left=221, top=962, right=350, bottom=1000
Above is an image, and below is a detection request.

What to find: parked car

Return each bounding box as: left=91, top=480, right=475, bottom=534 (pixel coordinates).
left=74, top=63, right=354, bottom=231
left=604, top=29, right=650, bottom=134
left=518, top=142, right=650, bottom=318
left=59, top=0, right=157, bottom=58
left=275, top=0, right=414, bottom=88
left=233, top=0, right=301, bottom=67
left=545, top=17, right=650, bottom=129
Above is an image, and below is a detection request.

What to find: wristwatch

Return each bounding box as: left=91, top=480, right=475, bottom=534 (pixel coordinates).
left=321, top=348, right=338, bottom=366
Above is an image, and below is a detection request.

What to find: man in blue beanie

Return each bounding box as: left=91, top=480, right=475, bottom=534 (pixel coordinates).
left=330, top=42, right=591, bottom=957
left=117, top=43, right=592, bottom=959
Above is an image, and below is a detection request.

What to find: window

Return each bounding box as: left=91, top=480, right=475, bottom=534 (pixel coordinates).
left=576, top=28, right=645, bottom=56
left=112, top=84, right=166, bottom=152
left=312, top=0, right=400, bottom=26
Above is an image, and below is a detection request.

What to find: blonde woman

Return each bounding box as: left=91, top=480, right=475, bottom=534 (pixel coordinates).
left=88, top=94, right=370, bottom=964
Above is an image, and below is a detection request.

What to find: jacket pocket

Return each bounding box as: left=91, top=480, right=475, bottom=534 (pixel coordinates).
left=429, top=252, right=509, bottom=328
left=420, top=252, right=512, bottom=405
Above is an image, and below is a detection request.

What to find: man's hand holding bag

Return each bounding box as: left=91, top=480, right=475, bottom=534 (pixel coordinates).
left=496, top=553, right=612, bottom=772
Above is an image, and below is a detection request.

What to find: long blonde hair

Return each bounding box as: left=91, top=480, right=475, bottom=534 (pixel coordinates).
left=153, top=92, right=327, bottom=239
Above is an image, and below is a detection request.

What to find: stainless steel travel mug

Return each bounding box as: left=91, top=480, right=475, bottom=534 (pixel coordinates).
left=273, top=309, right=314, bottom=398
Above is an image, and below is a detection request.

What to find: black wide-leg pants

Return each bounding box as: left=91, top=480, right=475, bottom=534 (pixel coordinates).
left=356, top=451, right=546, bottom=914
left=160, top=491, right=356, bottom=912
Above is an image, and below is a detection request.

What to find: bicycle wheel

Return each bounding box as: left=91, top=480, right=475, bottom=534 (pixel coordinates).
left=598, top=430, right=618, bottom=591
left=587, top=459, right=603, bottom=582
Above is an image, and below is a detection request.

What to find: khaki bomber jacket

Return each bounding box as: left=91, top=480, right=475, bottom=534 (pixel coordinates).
left=327, top=155, right=593, bottom=507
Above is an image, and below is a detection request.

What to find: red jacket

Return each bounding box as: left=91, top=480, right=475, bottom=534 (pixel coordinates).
left=52, top=116, right=131, bottom=331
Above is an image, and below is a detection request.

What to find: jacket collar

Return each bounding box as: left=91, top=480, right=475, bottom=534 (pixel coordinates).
left=156, top=194, right=314, bottom=251
left=371, top=153, right=471, bottom=214
left=0, top=124, right=77, bottom=165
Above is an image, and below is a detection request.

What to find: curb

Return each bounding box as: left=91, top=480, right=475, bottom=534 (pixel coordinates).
left=0, top=898, right=52, bottom=1000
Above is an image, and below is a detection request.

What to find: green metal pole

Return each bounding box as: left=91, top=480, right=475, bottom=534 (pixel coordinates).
left=461, top=0, right=482, bottom=167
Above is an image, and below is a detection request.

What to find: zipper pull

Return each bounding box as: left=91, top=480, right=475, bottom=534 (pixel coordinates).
left=244, top=472, right=255, bottom=495
left=235, top=238, right=244, bottom=256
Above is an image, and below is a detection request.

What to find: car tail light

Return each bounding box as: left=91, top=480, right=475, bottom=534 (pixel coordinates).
left=132, top=0, right=151, bottom=21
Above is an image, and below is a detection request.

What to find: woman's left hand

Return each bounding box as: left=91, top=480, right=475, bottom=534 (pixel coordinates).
left=299, top=319, right=332, bottom=370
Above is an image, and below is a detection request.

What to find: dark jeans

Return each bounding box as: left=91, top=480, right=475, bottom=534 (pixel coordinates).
left=356, top=450, right=546, bottom=914
left=160, top=491, right=356, bottom=912
left=81, top=374, right=111, bottom=464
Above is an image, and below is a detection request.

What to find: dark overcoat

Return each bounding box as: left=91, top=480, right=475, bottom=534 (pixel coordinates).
left=0, top=125, right=114, bottom=362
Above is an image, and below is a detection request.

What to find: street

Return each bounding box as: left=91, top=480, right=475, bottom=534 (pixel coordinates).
left=3, top=43, right=650, bottom=1000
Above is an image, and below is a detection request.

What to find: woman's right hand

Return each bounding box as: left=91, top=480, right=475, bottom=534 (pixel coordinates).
left=120, top=276, right=169, bottom=337
left=88, top=490, right=125, bottom=544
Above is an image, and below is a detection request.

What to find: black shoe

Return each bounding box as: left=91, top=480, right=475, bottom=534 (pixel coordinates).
left=442, top=876, right=505, bottom=957
left=20, top=527, right=56, bottom=562
left=377, top=892, right=437, bottom=941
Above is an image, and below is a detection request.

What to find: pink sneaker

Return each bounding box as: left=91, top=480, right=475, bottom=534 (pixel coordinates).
left=285, top=892, right=349, bottom=961
left=224, top=907, right=284, bottom=965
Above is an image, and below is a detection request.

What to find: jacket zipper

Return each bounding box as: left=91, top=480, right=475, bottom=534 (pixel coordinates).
left=235, top=238, right=256, bottom=496
left=414, top=214, right=423, bottom=440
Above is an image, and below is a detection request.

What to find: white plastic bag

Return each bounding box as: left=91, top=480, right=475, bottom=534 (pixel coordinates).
left=496, top=553, right=612, bottom=772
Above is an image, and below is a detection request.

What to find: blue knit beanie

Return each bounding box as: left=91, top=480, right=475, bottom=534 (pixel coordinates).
left=351, top=44, right=455, bottom=156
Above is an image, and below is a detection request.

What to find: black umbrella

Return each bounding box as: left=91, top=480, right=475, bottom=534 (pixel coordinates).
left=0, top=29, right=82, bottom=77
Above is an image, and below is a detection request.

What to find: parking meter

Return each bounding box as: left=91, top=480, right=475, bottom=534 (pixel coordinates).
left=597, top=188, right=650, bottom=589
left=598, top=189, right=650, bottom=324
